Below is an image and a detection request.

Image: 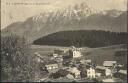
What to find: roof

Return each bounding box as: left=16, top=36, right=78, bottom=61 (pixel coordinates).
left=119, top=70, right=127, bottom=74
left=96, top=66, right=108, bottom=70
left=85, top=60, right=91, bottom=63
left=103, top=61, right=117, bottom=67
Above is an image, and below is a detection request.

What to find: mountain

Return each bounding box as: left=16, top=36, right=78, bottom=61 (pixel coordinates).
left=1, top=8, right=127, bottom=43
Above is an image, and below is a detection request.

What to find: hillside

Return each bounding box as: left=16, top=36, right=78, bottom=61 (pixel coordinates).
left=1, top=3, right=127, bottom=43
left=82, top=44, right=127, bottom=68
left=33, top=30, right=127, bottom=48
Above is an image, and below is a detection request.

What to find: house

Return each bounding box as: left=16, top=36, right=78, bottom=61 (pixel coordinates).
left=66, top=73, right=74, bottom=79
left=68, top=46, right=83, bottom=58
left=96, top=66, right=113, bottom=77
left=105, top=68, right=113, bottom=77
left=118, top=70, right=127, bottom=75
left=96, top=66, right=108, bottom=76
left=45, top=61, right=59, bottom=73
left=53, top=54, right=59, bottom=58
left=87, top=67, right=96, bottom=78
left=68, top=67, right=81, bottom=78
left=103, top=61, right=117, bottom=68
left=34, top=52, right=44, bottom=62
left=95, top=73, right=101, bottom=77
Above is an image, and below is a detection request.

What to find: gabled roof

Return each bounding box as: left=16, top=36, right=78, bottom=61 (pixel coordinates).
left=103, top=61, right=117, bottom=67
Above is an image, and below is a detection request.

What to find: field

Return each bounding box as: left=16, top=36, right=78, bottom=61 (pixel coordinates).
left=30, top=44, right=127, bottom=69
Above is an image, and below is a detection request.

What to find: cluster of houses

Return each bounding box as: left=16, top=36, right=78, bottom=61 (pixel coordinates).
left=34, top=46, right=127, bottom=82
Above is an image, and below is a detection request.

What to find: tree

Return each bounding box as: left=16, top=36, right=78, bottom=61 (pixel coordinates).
left=1, top=34, right=37, bottom=82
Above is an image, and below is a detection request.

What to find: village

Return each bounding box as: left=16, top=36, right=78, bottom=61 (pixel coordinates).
left=34, top=46, right=127, bottom=82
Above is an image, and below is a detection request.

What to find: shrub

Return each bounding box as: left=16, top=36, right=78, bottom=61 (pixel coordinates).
left=1, top=34, right=37, bottom=82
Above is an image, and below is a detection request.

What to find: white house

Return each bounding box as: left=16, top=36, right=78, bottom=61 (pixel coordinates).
left=103, top=61, right=117, bottom=68
left=72, top=50, right=82, bottom=58
left=105, top=68, right=112, bottom=77
left=87, top=67, right=96, bottom=78
left=95, top=73, right=101, bottom=77
left=53, top=53, right=58, bottom=58
left=69, top=46, right=83, bottom=58
left=118, top=70, right=127, bottom=75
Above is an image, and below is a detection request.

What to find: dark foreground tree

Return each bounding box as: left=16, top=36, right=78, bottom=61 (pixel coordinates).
left=1, top=34, right=38, bottom=82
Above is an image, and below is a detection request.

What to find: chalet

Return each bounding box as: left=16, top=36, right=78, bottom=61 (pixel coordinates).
left=103, top=61, right=117, bottom=68
left=87, top=67, right=96, bottom=78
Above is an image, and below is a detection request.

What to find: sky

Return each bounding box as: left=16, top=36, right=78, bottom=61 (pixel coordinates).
left=1, top=0, right=127, bottom=29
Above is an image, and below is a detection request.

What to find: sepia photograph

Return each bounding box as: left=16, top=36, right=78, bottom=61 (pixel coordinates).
left=1, top=0, right=127, bottom=82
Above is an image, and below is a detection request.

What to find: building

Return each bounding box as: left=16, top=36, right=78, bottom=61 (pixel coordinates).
left=118, top=70, right=127, bottom=75
left=45, top=61, right=59, bottom=73
left=96, top=66, right=107, bottom=76
left=87, top=67, right=96, bottom=78
left=68, top=46, right=83, bottom=58
left=54, top=49, right=68, bottom=56
left=53, top=54, right=59, bottom=58
left=105, top=68, right=112, bottom=77
left=103, top=61, right=117, bottom=68
left=68, top=67, right=81, bottom=78
left=66, top=74, right=74, bottom=79
left=95, top=73, right=101, bottom=77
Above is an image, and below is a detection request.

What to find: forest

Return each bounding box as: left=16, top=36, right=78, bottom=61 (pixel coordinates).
left=33, top=30, right=127, bottom=48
